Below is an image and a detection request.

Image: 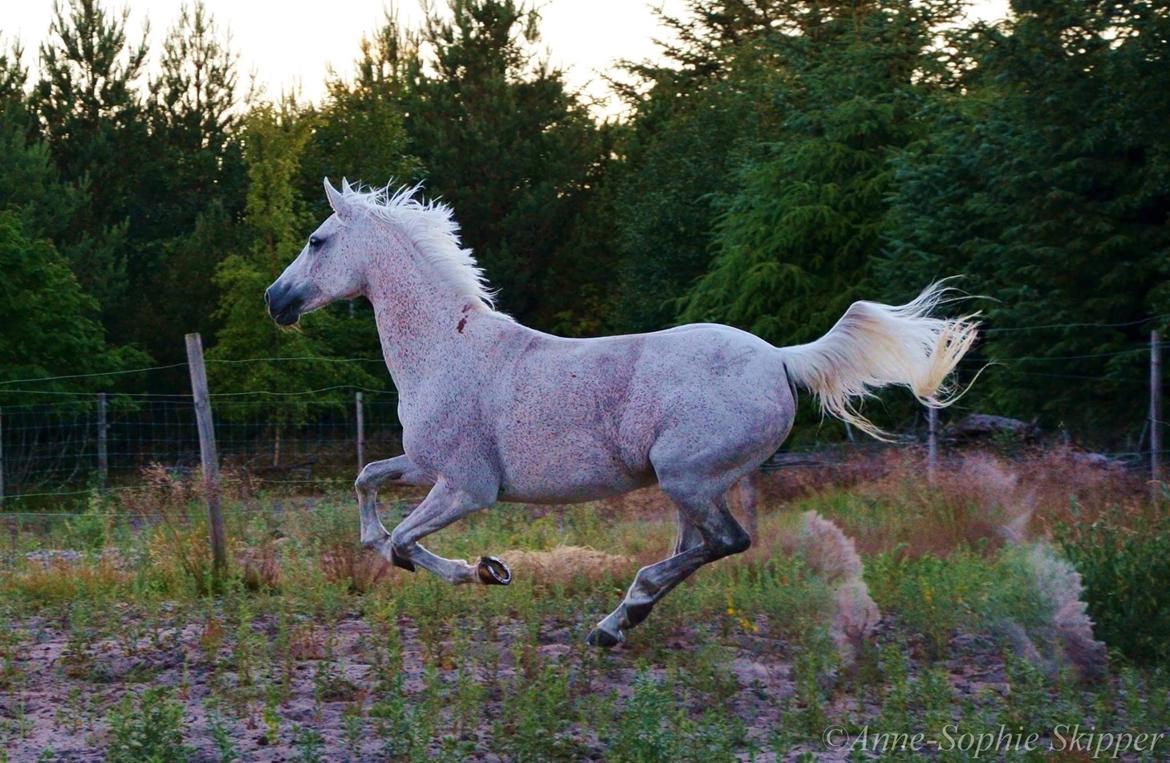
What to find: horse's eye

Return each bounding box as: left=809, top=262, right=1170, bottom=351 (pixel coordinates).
left=309, top=235, right=324, bottom=249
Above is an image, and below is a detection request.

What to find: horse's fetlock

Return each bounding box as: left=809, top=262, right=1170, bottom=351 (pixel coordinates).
left=388, top=530, right=412, bottom=559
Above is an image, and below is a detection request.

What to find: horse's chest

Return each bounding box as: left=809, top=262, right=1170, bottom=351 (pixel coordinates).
left=397, top=398, right=484, bottom=468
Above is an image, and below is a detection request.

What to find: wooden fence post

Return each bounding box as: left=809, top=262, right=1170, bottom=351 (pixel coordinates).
left=355, top=391, right=365, bottom=473
left=96, top=392, right=108, bottom=496
left=1152, top=329, right=1163, bottom=502
left=927, top=405, right=939, bottom=482
left=185, top=333, right=227, bottom=584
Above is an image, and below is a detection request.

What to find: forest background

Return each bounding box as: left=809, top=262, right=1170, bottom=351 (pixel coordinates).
left=2, top=0, right=1167, bottom=448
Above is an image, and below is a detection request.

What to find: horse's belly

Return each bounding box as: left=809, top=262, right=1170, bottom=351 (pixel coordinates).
left=494, top=432, right=653, bottom=504
left=499, top=467, right=653, bottom=504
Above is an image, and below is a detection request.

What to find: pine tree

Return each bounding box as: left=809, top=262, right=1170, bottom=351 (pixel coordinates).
left=604, top=0, right=786, bottom=332
left=133, top=1, right=246, bottom=373
left=32, top=0, right=149, bottom=337
left=0, top=36, right=84, bottom=238
left=881, top=0, right=1170, bottom=437
left=296, top=16, right=421, bottom=366
left=679, top=1, right=963, bottom=346
left=299, top=11, right=420, bottom=207
left=401, top=0, right=604, bottom=324
left=0, top=35, right=141, bottom=402
left=0, top=211, right=143, bottom=405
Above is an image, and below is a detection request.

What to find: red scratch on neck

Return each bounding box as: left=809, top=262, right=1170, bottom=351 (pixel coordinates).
left=457, top=317, right=467, bottom=334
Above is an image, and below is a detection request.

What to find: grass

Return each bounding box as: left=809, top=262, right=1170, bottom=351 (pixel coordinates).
left=1, top=448, right=1168, bottom=760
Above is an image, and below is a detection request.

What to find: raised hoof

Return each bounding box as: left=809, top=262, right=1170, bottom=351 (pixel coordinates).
left=585, top=627, right=623, bottom=648
left=477, top=556, right=511, bottom=585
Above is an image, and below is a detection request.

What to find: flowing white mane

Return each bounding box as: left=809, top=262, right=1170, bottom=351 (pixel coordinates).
left=339, top=182, right=497, bottom=309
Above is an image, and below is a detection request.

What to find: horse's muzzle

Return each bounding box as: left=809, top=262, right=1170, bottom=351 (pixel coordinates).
left=265, top=283, right=304, bottom=326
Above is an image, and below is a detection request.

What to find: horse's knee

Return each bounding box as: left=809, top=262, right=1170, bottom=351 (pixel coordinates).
left=355, top=464, right=377, bottom=495
left=355, top=462, right=404, bottom=496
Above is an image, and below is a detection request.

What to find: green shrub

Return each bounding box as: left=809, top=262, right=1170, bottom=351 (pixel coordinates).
left=105, top=686, right=190, bottom=762
left=1058, top=512, right=1170, bottom=662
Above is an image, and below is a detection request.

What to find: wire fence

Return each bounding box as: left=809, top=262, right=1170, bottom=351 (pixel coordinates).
left=0, top=389, right=401, bottom=511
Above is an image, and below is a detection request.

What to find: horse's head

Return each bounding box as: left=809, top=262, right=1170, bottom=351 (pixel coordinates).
left=265, top=178, right=369, bottom=326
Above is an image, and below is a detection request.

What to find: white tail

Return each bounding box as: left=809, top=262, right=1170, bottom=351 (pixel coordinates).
left=776, top=283, right=979, bottom=440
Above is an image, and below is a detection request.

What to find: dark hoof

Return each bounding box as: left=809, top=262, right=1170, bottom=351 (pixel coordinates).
left=390, top=547, right=415, bottom=572
left=477, top=556, right=511, bottom=585
left=585, top=627, right=623, bottom=648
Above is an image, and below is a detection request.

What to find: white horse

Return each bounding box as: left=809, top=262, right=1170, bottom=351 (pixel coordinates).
left=265, top=180, right=978, bottom=647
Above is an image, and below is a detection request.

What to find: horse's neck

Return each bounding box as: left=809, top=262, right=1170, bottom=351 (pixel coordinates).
left=365, top=258, right=496, bottom=395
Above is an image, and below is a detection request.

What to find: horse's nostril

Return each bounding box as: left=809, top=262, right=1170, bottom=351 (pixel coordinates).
left=264, top=288, right=272, bottom=307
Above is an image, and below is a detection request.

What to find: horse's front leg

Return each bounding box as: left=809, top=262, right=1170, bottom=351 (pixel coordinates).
left=355, top=455, right=435, bottom=549
left=373, top=479, right=508, bottom=586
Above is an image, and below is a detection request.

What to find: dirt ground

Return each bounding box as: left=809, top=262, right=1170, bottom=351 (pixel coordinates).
left=2, top=605, right=1013, bottom=762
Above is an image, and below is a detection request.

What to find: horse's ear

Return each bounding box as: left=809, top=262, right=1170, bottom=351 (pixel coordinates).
left=324, top=177, right=349, bottom=218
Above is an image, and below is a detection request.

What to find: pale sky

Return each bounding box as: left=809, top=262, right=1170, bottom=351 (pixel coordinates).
left=3, top=0, right=1011, bottom=117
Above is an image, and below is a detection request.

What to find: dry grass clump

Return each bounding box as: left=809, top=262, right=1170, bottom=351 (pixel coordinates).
left=498, top=545, right=635, bottom=584
left=319, top=546, right=391, bottom=593
left=235, top=539, right=284, bottom=591
left=116, top=463, right=258, bottom=591
left=118, top=462, right=257, bottom=517
left=4, top=557, right=129, bottom=602
left=598, top=486, right=674, bottom=521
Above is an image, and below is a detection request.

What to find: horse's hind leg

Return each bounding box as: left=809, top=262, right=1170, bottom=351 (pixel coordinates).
left=354, top=455, right=435, bottom=550
left=672, top=509, right=703, bottom=556
left=675, top=474, right=760, bottom=556
left=735, top=473, right=760, bottom=539
left=588, top=490, right=750, bottom=647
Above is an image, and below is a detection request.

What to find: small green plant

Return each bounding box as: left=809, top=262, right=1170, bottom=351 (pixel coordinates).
left=497, top=657, right=580, bottom=761
left=105, top=686, right=190, bottom=763
left=370, top=668, right=434, bottom=760
left=206, top=707, right=238, bottom=763
left=343, top=703, right=364, bottom=758
left=65, top=494, right=112, bottom=551
left=606, top=668, right=681, bottom=762
left=262, top=683, right=282, bottom=744
left=293, top=724, right=325, bottom=763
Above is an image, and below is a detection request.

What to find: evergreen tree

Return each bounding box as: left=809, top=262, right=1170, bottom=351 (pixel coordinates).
left=0, top=37, right=84, bottom=239
left=296, top=17, right=421, bottom=365
left=881, top=0, right=1170, bottom=437
left=134, top=1, right=246, bottom=373
left=32, top=0, right=149, bottom=337
left=401, top=0, right=605, bottom=324
left=679, top=1, right=963, bottom=346
left=0, top=211, right=142, bottom=404
left=209, top=102, right=380, bottom=433
left=604, top=0, right=785, bottom=332
left=299, top=13, right=421, bottom=208
left=0, top=34, right=145, bottom=403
